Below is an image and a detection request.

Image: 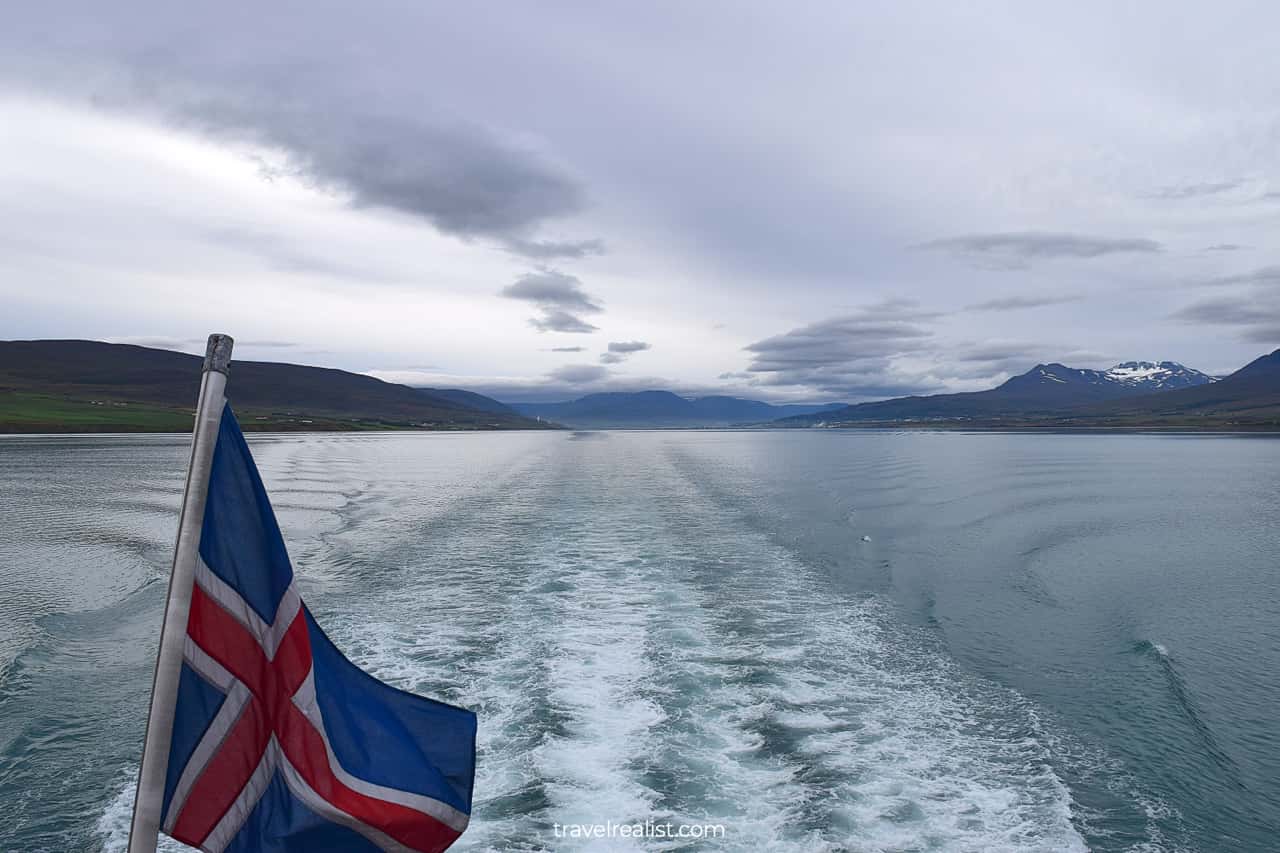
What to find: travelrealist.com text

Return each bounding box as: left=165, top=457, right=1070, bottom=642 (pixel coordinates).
left=552, top=820, right=728, bottom=840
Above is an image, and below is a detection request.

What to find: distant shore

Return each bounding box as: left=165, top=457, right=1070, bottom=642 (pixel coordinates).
left=786, top=420, right=1280, bottom=433
left=0, top=393, right=556, bottom=433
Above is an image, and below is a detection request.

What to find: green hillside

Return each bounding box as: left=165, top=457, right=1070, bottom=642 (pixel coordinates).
left=0, top=340, right=553, bottom=433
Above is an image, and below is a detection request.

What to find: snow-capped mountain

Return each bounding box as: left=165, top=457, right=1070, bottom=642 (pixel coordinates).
left=1011, top=361, right=1215, bottom=395
left=1103, top=361, right=1216, bottom=390
left=777, top=358, right=1218, bottom=424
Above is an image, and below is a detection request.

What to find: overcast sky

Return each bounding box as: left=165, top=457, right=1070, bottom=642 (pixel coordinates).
left=2, top=1, right=1278, bottom=402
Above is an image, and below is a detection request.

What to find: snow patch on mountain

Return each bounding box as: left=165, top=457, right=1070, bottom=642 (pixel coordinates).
left=1103, top=361, right=1215, bottom=390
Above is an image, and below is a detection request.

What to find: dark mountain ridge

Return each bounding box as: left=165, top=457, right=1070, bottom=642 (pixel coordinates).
left=512, top=390, right=844, bottom=428
left=0, top=339, right=546, bottom=431
left=1069, top=350, right=1280, bottom=423
left=775, top=356, right=1280, bottom=428
left=416, top=387, right=518, bottom=415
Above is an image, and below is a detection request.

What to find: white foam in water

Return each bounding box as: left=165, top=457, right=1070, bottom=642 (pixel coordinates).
left=347, top=451, right=1086, bottom=850
left=96, top=770, right=191, bottom=853
left=538, top=562, right=667, bottom=824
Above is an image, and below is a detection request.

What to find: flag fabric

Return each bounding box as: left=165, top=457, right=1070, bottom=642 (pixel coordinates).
left=159, top=404, right=476, bottom=853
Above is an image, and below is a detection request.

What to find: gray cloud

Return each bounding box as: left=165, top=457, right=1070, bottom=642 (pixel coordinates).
left=919, top=232, right=1161, bottom=269
left=608, top=340, right=651, bottom=353
left=503, top=237, right=606, bottom=260
left=600, top=340, right=651, bottom=362
left=1242, top=327, right=1280, bottom=344
left=0, top=9, right=595, bottom=250
left=1199, top=266, right=1280, bottom=288
left=1145, top=180, right=1242, bottom=200
left=928, top=340, right=1120, bottom=382
left=530, top=310, right=599, bottom=334
left=1174, top=300, right=1275, bottom=325
left=547, top=346, right=586, bottom=352
left=1204, top=244, right=1246, bottom=252
left=966, top=294, right=1082, bottom=312
left=501, top=269, right=603, bottom=333
left=1171, top=265, right=1280, bottom=344
left=718, top=371, right=753, bottom=380
left=167, top=95, right=585, bottom=245
left=1177, top=300, right=1280, bottom=345
left=935, top=342, right=1058, bottom=380
left=955, top=343, right=1042, bottom=363
left=740, top=301, right=1110, bottom=396
left=501, top=269, right=602, bottom=313
left=547, top=364, right=609, bottom=383
left=743, top=300, right=941, bottom=397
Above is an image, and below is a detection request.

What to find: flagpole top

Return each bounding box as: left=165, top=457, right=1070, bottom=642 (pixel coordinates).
left=203, top=334, right=234, bottom=374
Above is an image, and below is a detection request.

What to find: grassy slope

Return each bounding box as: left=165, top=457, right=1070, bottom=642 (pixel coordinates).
left=0, top=393, right=195, bottom=432
left=0, top=393, right=435, bottom=433
left=0, top=340, right=551, bottom=433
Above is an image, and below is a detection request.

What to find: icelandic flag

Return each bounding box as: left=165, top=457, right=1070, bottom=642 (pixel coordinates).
left=159, top=404, right=476, bottom=853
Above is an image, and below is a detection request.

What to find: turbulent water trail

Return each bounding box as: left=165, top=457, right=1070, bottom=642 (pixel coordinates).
left=269, top=433, right=1088, bottom=851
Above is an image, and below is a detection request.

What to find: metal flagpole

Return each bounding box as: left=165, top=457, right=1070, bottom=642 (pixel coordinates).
left=128, top=333, right=234, bottom=853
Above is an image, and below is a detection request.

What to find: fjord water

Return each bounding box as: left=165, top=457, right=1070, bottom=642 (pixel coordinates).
left=1, top=431, right=1277, bottom=851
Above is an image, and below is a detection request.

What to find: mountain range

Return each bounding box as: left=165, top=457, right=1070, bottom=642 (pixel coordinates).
left=0, top=340, right=545, bottom=432
left=777, top=360, right=1215, bottom=424
left=1073, top=351, right=1280, bottom=424
left=510, top=391, right=845, bottom=428
left=780, top=354, right=1279, bottom=428
left=3, top=340, right=1277, bottom=432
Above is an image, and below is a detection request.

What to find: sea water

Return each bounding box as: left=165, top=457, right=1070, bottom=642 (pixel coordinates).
left=1, top=429, right=1277, bottom=851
